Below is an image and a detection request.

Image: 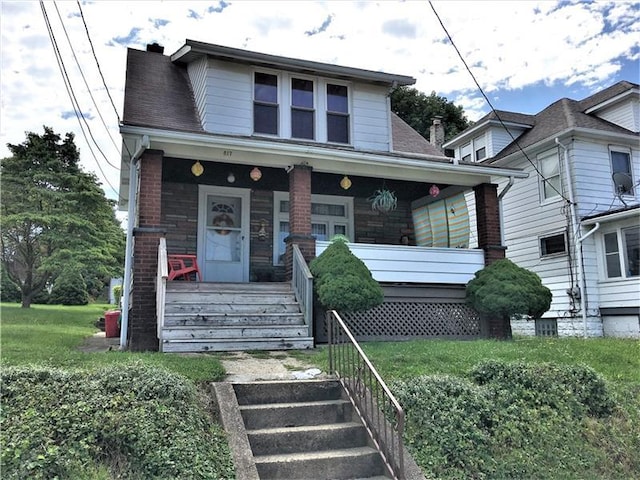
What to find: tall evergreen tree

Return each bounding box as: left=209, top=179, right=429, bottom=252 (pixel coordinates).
left=390, top=86, right=471, bottom=143
left=1, top=126, right=125, bottom=307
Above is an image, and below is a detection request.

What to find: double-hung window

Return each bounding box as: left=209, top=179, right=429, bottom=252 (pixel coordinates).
left=291, top=78, right=314, bottom=140
left=610, top=147, right=634, bottom=196
left=538, top=149, right=561, bottom=201
left=603, top=226, right=640, bottom=279
left=326, top=84, right=349, bottom=143
left=254, top=72, right=278, bottom=135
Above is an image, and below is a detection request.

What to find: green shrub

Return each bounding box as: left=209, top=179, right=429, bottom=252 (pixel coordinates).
left=0, top=268, right=21, bottom=303
left=112, top=284, right=123, bottom=305
left=0, top=364, right=235, bottom=479
left=310, top=237, right=383, bottom=312
left=49, top=267, right=89, bottom=305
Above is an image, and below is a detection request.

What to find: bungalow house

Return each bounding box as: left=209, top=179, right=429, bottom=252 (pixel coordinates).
left=117, top=40, right=526, bottom=352
left=444, top=81, right=640, bottom=338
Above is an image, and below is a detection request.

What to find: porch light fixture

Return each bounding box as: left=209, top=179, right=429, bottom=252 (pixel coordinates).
left=340, top=175, right=352, bottom=190
left=191, top=161, right=204, bottom=177
left=429, top=184, right=440, bottom=197
left=250, top=167, right=262, bottom=181
left=227, top=172, right=235, bottom=183
left=257, top=219, right=268, bottom=241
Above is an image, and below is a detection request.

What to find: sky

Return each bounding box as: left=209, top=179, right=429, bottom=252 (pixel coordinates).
left=1, top=0, right=639, bottom=206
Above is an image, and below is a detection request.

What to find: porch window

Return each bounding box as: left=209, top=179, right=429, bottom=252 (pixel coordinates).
left=610, top=147, right=634, bottom=196
left=273, top=192, right=353, bottom=265
left=327, top=84, right=349, bottom=143
left=603, top=227, right=640, bottom=279
left=254, top=72, right=278, bottom=135
left=538, top=149, right=561, bottom=201
left=291, top=78, right=314, bottom=140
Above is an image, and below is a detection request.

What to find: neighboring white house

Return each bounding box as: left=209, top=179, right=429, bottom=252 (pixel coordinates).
left=444, top=81, right=640, bottom=338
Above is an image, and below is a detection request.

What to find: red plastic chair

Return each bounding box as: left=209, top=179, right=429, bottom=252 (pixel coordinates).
left=167, top=254, right=202, bottom=281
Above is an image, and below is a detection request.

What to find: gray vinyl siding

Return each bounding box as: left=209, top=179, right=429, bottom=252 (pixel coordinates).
left=351, top=85, right=391, bottom=151
left=486, top=126, right=527, bottom=158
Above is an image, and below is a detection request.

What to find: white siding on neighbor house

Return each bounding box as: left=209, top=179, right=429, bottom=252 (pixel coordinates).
left=464, top=190, right=479, bottom=248
left=315, top=241, right=485, bottom=284
left=486, top=126, right=527, bottom=158
left=570, top=138, right=640, bottom=218
left=594, top=97, right=640, bottom=133
left=351, top=85, right=390, bottom=151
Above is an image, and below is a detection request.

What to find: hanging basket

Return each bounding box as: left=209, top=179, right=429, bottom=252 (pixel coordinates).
left=368, top=188, right=397, bottom=213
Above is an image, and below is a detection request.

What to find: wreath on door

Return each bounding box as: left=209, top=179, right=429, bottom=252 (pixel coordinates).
left=212, top=213, right=234, bottom=235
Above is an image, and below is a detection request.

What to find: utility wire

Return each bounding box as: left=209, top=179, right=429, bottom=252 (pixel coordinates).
left=52, top=1, right=121, bottom=164
left=40, top=1, right=119, bottom=196
left=428, top=1, right=572, bottom=204
left=76, top=0, right=132, bottom=160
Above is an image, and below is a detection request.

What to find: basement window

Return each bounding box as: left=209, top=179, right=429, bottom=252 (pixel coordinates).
left=540, top=232, right=567, bottom=257
left=535, top=318, right=557, bottom=337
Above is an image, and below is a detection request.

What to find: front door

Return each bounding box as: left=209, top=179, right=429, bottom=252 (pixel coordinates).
left=197, top=186, right=250, bottom=282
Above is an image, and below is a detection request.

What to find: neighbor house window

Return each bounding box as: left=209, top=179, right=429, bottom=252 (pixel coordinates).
left=327, top=84, right=349, bottom=143
left=610, top=147, right=634, bottom=195
left=291, top=78, right=314, bottom=140
left=254, top=72, right=278, bottom=135
left=540, top=232, right=567, bottom=257
left=473, top=134, right=486, bottom=161
left=475, top=147, right=486, bottom=161
left=461, top=143, right=472, bottom=162
left=603, top=226, right=640, bottom=279
left=273, top=193, right=353, bottom=264
left=538, top=149, right=561, bottom=201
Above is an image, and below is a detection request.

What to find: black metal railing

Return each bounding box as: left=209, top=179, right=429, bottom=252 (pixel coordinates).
left=327, top=310, right=405, bottom=479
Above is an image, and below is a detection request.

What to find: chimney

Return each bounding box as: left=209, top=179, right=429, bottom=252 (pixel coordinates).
left=430, top=116, right=445, bottom=152
left=146, top=42, right=164, bottom=54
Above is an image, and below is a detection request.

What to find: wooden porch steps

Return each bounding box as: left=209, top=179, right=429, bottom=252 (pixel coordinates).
left=161, top=282, right=314, bottom=353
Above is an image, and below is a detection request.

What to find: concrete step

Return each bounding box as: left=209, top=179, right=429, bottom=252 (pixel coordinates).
left=162, top=325, right=309, bottom=341
left=161, top=337, right=314, bottom=353
left=165, top=292, right=298, bottom=304
left=248, top=422, right=368, bottom=456
left=164, top=301, right=302, bottom=314
left=240, top=399, right=353, bottom=429
left=254, top=446, right=386, bottom=480
left=166, top=281, right=293, bottom=293
left=234, top=380, right=344, bottom=405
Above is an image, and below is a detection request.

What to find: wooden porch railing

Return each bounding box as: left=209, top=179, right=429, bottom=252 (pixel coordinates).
left=291, top=244, right=314, bottom=338
left=328, top=310, right=405, bottom=479
left=156, top=237, right=168, bottom=340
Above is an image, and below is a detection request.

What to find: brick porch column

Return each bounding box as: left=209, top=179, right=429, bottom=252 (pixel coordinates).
left=474, top=183, right=506, bottom=265
left=285, top=164, right=316, bottom=279
left=129, top=149, right=164, bottom=351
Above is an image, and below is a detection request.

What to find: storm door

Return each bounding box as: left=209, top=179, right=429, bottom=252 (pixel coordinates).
left=197, top=186, right=250, bottom=282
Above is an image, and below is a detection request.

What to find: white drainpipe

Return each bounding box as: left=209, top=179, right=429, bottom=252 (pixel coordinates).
left=555, top=137, right=591, bottom=337
left=119, top=135, right=149, bottom=349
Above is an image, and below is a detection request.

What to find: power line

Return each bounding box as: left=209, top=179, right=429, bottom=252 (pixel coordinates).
left=428, top=1, right=572, bottom=205
left=40, top=1, right=119, bottom=196
left=52, top=1, right=121, bottom=165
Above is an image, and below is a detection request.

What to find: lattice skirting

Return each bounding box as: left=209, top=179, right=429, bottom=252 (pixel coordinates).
left=315, top=301, right=484, bottom=343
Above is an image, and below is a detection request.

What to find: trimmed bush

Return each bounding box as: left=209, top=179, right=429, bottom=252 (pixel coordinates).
left=309, top=237, right=383, bottom=312
left=0, top=364, right=235, bottom=479
left=49, top=267, right=89, bottom=305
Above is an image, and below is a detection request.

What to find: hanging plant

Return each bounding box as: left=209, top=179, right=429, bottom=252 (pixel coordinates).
left=368, top=188, right=397, bottom=213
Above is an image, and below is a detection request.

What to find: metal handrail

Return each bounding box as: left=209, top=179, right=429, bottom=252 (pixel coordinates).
left=156, top=238, right=168, bottom=342
left=291, top=244, right=314, bottom=338
left=327, top=310, right=405, bottom=479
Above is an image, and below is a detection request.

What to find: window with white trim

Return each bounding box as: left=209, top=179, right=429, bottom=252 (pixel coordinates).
left=540, top=232, right=567, bottom=257
left=254, top=72, right=278, bottom=135
left=291, top=78, right=314, bottom=140
left=603, top=226, right=640, bottom=279
left=461, top=143, right=472, bottom=162
left=273, top=192, right=353, bottom=265
left=610, top=147, right=634, bottom=196
left=538, top=149, right=561, bottom=201
left=326, top=83, right=349, bottom=143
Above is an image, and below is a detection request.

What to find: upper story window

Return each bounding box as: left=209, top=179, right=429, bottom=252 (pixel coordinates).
left=610, top=147, right=634, bottom=196
left=538, top=149, right=561, bottom=201
left=461, top=143, right=472, bottom=162
left=603, top=226, right=639, bottom=279
left=327, top=84, right=349, bottom=144
left=254, top=72, right=278, bottom=135
left=475, top=146, right=486, bottom=161
left=291, top=78, right=314, bottom=140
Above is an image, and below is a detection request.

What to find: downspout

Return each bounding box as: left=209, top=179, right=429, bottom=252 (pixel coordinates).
left=555, top=137, right=587, bottom=337
left=498, top=176, right=515, bottom=246
left=119, top=135, right=149, bottom=349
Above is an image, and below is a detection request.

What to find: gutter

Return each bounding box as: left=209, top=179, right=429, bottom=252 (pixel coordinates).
left=120, top=135, right=149, bottom=349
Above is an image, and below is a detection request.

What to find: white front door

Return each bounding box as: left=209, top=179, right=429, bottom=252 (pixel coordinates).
left=197, top=186, right=250, bottom=282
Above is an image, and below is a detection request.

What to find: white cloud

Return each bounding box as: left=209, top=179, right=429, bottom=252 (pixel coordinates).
left=1, top=0, right=638, bottom=203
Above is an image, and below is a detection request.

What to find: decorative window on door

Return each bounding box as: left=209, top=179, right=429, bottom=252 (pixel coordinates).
left=206, top=200, right=241, bottom=262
